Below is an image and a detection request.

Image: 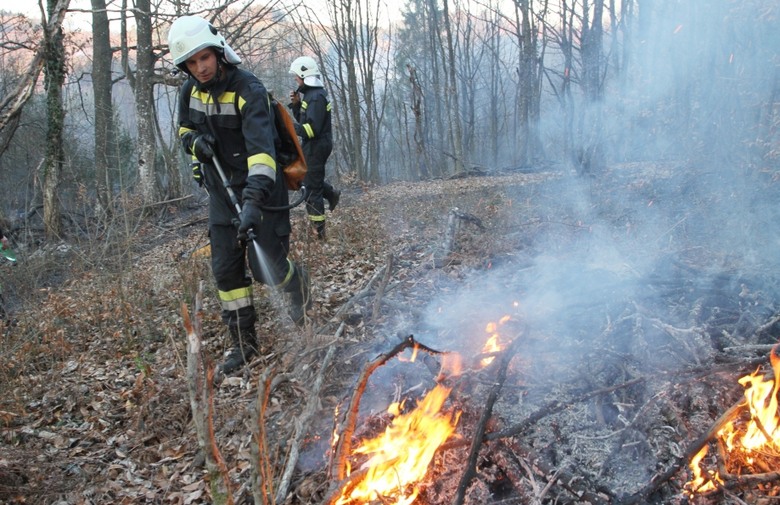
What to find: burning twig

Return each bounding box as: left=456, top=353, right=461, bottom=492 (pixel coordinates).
left=329, top=335, right=448, bottom=480
left=319, top=467, right=371, bottom=505
left=617, top=399, right=745, bottom=505
left=453, top=335, right=522, bottom=505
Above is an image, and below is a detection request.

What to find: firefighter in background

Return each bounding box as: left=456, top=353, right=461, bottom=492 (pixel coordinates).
left=288, top=56, right=341, bottom=240
left=168, top=15, right=311, bottom=376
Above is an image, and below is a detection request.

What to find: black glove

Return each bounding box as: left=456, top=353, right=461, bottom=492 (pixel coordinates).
left=238, top=174, right=273, bottom=240
left=191, top=162, right=204, bottom=187
left=238, top=201, right=263, bottom=241
left=191, top=133, right=215, bottom=163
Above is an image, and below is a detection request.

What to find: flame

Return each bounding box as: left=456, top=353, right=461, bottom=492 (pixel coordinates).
left=686, top=345, right=780, bottom=496
left=734, top=348, right=780, bottom=451
left=480, top=334, right=502, bottom=367
left=335, top=385, right=460, bottom=505
left=686, top=445, right=721, bottom=496
left=480, top=316, right=510, bottom=367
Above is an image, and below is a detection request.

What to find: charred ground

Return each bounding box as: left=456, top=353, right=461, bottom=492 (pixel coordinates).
left=2, top=162, right=780, bottom=504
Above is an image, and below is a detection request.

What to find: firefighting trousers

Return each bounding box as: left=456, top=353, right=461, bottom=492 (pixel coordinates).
left=209, top=223, right=292, bottom=332
left=302, top=139, right=334, bottom=225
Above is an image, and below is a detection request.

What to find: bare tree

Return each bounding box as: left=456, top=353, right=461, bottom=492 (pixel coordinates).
left=406, top=64, right=430, bottom=180
left=91, top=0, right=115, bottom=210
left=396, top=0, right=449, bottom=178
left=576, top=0, right=605, bottom=175
left=42, top=0, right=71, bottom=237
left=440, top=0, right=466, bottom=174
left=129, top=0, right=159, bottom=203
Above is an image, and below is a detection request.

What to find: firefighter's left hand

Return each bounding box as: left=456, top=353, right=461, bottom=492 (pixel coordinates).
left=238, top=202, right=263, bottom=241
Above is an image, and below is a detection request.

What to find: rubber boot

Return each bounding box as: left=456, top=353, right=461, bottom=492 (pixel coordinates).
left=218, top=326, right=258, bottom=375
left=316, top=222, right=326, bottom=240
left=286, top=265, right=311, bottom=326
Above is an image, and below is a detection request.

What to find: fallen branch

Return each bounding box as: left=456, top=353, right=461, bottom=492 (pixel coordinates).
left=319, top=467, right=370, bottom=505
left=326, top=264, right=388, bottom=329
left=485, top=377, right=647, bottom=442
left=453, top=335, right=522, bottom=505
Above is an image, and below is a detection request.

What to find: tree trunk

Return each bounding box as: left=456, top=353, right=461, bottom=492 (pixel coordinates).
left=133, top=0, right=159, bottom=203
left=91, top=0, right=115, bottom=211
left=43, top=0, right=68, bottom=238
left=578, top=0, right=605, bottom=175
left=440, top=0, right=465, bottom=174
left=407, top=64, right=430, bottom=180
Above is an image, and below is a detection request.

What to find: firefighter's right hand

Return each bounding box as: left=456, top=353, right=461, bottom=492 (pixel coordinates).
left=237, top=202, right=263, bottom=241
left=191, top=162, right=204, bottom=187
left=192, top=133, right=215, bottom=163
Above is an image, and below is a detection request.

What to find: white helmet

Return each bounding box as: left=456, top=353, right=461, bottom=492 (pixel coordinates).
left=289, top=56, right=320, bottom=79
left=168, top=15, right=241, bottom=68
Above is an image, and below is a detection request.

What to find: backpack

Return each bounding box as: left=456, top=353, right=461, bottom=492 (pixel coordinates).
left=270, top=95, right=307, bottom=191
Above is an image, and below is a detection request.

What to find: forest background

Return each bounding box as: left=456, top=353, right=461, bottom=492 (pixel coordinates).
left=0, top=0, right=775, bottom=241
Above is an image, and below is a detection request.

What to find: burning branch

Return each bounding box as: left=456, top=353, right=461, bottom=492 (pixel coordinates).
left=625, top=399, right=746, bottom=504
left=320, top=467, right=371, bottom=505
left=329, top=335, right=449, bottom=481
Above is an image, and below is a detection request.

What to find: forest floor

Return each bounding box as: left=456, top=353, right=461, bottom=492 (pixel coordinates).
left=2, top=161, right=780, bottom=505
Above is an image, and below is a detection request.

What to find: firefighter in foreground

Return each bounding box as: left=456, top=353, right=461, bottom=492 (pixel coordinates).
left=168, top=15, right=311, bottom=376
left=288, top=56, right=341, bottom=240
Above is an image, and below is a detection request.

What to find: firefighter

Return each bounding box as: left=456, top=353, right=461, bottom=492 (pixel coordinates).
left=168, top=15, right=311, bottom=376
left=288, top=56, right=341, bottom=240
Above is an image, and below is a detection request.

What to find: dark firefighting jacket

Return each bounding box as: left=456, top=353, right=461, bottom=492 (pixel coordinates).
left=290, top=85, right=333, bottom=160
left=178, top=66, right=290, bottom=231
